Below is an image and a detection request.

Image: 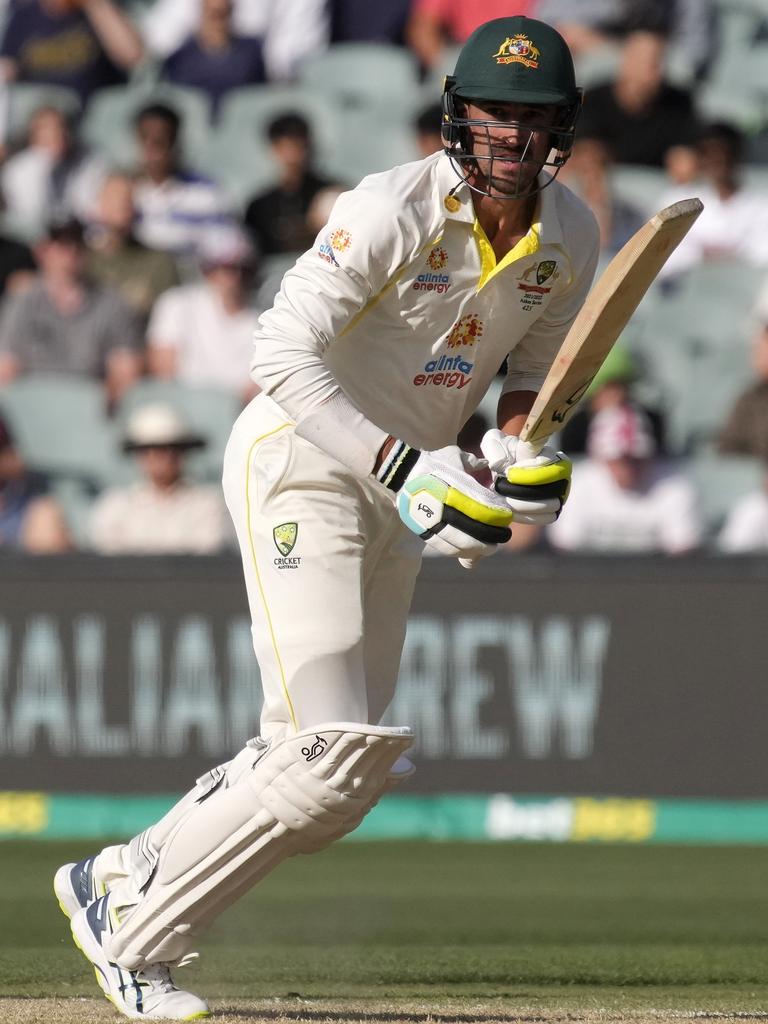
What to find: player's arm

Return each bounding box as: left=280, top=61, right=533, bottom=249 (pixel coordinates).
left=483, top=212, right=601, bottom=524
left=251, top=191, right=512, bottom=560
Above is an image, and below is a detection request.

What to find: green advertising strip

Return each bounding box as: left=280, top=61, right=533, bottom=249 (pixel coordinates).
left=2, top=792, right=768, bottom=844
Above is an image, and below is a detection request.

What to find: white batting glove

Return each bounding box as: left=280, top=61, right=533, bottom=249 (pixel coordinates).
left=480, top=428, right=572, bottom=526
left=377, top=441, right=513, bottom=561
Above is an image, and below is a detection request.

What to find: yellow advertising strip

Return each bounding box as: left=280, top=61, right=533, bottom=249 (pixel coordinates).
left=571, top=797, right=656, bottom=843
left=0, top=792, right=49, bottom=835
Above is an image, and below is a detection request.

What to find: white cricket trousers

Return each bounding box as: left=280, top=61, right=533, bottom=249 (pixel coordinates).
left=221, top=393, right=424, bottom=739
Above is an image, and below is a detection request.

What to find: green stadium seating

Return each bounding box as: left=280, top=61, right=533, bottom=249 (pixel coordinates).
left=81, top=82, right=212, bottom=169
left=0, top=375, right=116, bottom=484
left=297, top=43, right=421, bottom=117
left=4, top=83, right=81, bottom=145
left=688, top=451, right=764, bottom=534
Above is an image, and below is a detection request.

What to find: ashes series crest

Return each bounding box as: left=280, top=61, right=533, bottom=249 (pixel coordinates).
left=273, top=522, right=298, bottom=556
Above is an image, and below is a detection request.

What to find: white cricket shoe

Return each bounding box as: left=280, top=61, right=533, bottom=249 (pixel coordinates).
left=70, top=894, right=210, bottom=1020
left=54, top=855, right=102, bottom=919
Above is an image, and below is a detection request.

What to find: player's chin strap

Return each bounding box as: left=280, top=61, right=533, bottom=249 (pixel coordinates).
left=107, top=722, right=413, bottom=970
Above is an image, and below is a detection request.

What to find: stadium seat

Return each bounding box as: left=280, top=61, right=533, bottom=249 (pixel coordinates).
left=0, top=375, right=116, bottom=484
left=610, top=165, right=669, bottom=217
left=4, top=83, right=81, bottom=145
left=688, top=451, right=764, bottom=535
left=81, top=83, right=212, bottom=169
left=628, top=261, right=759, bottom=452
left=114, top=380, right=241, bottom=484
left=209, top=85, right=341, bottom=202
left=297, top=43, right=421, bottom=118
left=211, top=83, right=418, bottom=196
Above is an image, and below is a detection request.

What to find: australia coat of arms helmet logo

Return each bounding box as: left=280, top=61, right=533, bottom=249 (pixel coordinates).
left=492, top=34, right=541, bottom=68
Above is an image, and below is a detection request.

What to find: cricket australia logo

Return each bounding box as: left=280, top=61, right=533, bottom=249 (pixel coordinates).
left=492, top=34, right=541, bottom=68
left=536, top=260, right=557, bottom=285
left=445, top=313, right=484, bottom=349
left=517, top=260, right=560, bottom=311
left=273, top=522, right=298, bottom=555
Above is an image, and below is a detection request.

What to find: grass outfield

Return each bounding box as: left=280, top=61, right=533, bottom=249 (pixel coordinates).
left=2, top=840, right=768, bottom=1022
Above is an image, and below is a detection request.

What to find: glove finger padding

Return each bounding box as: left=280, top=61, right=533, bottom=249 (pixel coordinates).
left=379, top=442, right=513, bottom=560
left=398, top=473, right=512, bottom=558
left=496, top=459, right=572, bottom=523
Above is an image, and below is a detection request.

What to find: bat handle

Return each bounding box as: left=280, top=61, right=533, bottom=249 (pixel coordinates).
left=517, top=435, right=546, bottom=459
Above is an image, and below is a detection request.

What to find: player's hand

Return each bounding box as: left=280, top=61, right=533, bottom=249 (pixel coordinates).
left=480, top=428, right=572, bottom=525
left=378, top=442, right=512, bottom=560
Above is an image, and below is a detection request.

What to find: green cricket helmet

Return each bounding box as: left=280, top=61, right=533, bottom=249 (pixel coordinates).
left=442, top=16, right=582, bottom=198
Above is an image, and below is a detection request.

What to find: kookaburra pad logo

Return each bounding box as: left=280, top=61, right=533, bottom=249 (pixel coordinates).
left=301, top=735, right=328, bottom=761
left=273, top=522, right=298, bottom=556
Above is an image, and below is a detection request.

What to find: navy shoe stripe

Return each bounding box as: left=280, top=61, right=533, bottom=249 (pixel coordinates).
left=70, top=856, right=95, bottom=909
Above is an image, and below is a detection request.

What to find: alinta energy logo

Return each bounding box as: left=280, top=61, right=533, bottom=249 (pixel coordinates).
left=446, top=313, right=484, bottom=349
left=413, top=313, right=482, bottom=391
left=330, top=228, right=352, bottom=252
left=318, top=227, right=352, bottom=266
left=414, top=245, right=451, bottom=295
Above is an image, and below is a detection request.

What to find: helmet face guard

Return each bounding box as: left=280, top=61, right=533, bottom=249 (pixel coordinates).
left=441, top=81, right=582, bottom=200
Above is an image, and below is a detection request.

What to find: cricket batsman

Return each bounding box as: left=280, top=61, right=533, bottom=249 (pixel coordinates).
left=54, top=16, right=600, bottom=1019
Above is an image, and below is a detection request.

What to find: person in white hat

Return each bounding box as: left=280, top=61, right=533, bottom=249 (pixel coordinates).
left=549, top=404, right=702, bottom=554
left=88, top=402, right=229, bottom=554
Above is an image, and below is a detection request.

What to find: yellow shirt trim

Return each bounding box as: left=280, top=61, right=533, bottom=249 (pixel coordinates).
left=245, top=423, right=299, bottom=731
left=340, top=234, right=444, bottom=339
left=473, top=219, right=541, bottom=291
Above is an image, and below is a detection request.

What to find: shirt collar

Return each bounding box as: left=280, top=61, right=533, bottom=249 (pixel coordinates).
left=436, top=153, right=565, bottom=245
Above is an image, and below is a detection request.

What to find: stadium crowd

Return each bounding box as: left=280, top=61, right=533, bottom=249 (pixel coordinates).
left=1, top=0, right=768, bottom=556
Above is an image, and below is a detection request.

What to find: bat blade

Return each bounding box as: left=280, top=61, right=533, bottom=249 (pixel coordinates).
left=520, top=197, right=703, bottom=449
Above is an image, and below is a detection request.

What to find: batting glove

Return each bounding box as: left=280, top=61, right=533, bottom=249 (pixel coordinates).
left=377, top=441, right=513, bottom=560
left=481, top=428, right=572, bottom=526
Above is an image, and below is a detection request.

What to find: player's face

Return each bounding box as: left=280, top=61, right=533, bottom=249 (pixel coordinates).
left=463, top=100, right=558, bottom=198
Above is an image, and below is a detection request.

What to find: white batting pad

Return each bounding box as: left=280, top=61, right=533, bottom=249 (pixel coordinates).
left=108, top=722, right=413, bottom=969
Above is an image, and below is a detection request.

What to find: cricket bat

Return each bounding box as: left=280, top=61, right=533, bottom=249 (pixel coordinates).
left=519, top=197, right=704, bottom=451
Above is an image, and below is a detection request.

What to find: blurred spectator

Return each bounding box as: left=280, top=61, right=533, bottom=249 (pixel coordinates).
left=0, top=0, right=144, bottom=106
left=536, top=0, right=714, bottom=77
left=0, top=223, right=36, bottom=297
left=0, top=219, right=143, bottom=406
left=718, top=322, right=768, bottom=463
left=85, top=172, right=179, bottom=319
left=141, top=0, right=329, bottom=82
left=89, top=402, right=228, bottom=554
left=578, top=28, right=698, bottom=167
left=0, top=411, right=72, bottom=552
left=549, top=405, right=701, bottom=553
left=162, top=0, right=265, bottom=119
left=305, top=184, right=346, bottom=237
left=718, top=468, right=768, bottom=552
left=147, top=230, right=260, bottom=400
left=559, top=345, right=667, bottom=455
left=413, top=102, right=443, bottom=159
left=560, top=134, right=645, bottom=255
left=1, top=105, right=107, bottom=231
left=330, top=0, right=412, bottom=45
left=244, top=112, right=335, bottom=257
left=406, top=0, right=538, bottom=70
left=659, top=124, right=768, bottom=279
left=131, top=102, right=235, bottom=256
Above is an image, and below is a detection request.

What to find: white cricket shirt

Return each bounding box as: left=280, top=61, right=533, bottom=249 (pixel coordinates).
left=252, top=151, right=600, bottom=452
